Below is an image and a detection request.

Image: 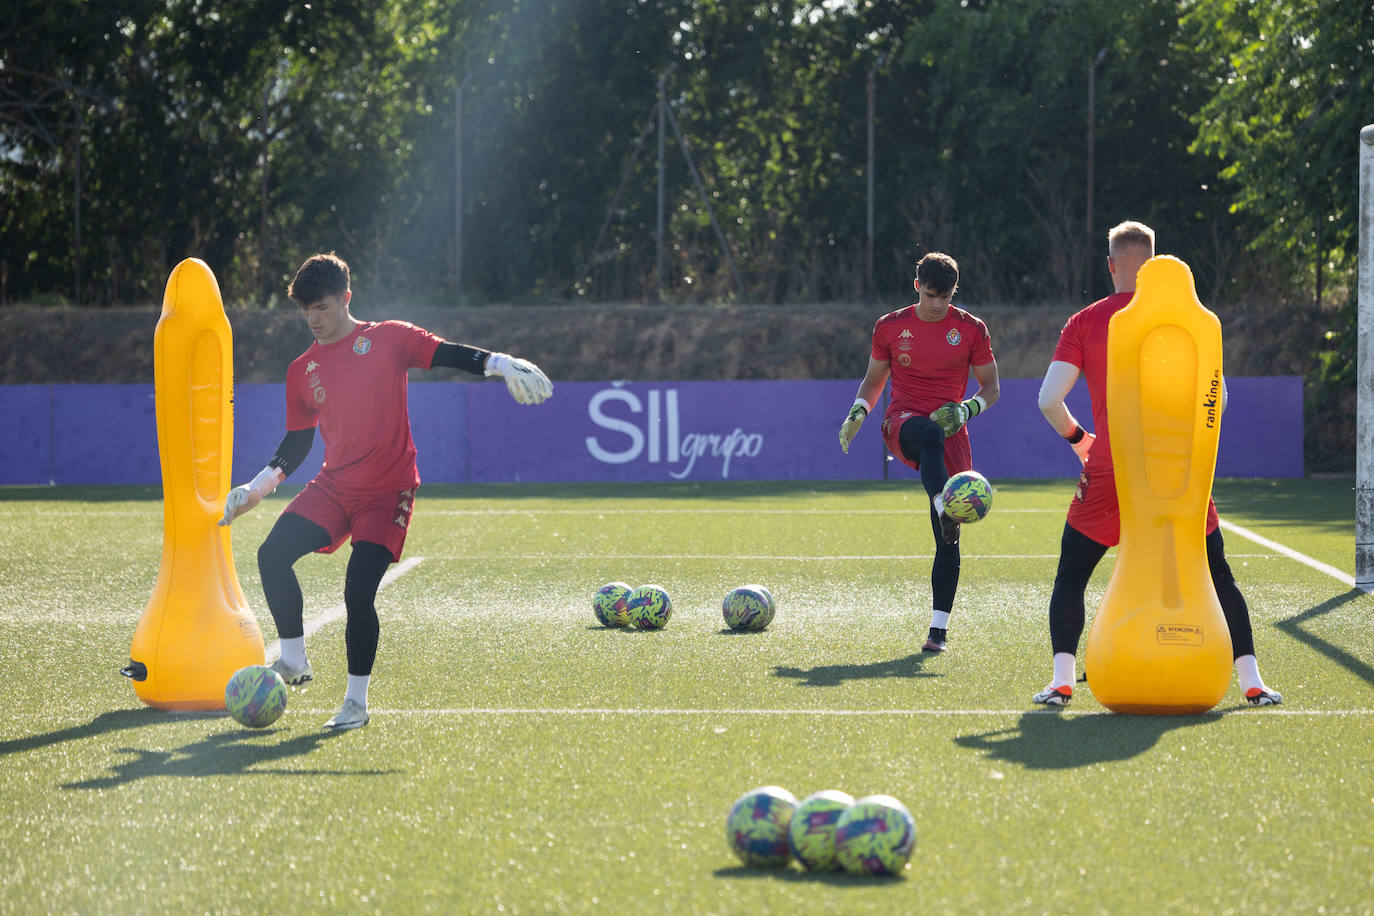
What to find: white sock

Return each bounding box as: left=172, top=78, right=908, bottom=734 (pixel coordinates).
left=1234, top=655, right=1264, bottom=692
left=1053, top=653, right=1076, bottom=688
left=279, top=637, right=307, bottom=669
left=345, top=674, right=370, bottom=708
left=931, top=610, right=951, bottom=630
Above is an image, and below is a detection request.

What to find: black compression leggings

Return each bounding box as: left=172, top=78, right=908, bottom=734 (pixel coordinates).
left=1047, top=523, right=1257, bottom=659
left=897, top=416, right=959, bottom=612
left=258, top=511, right=393, bottom=676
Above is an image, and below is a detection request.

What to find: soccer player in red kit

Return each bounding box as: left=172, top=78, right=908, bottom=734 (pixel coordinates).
left=220, top=252, right=552, bottom=730
left=837, top=252, right=1001, bottom=652
left=1032, top=221, right=1281, bottom=707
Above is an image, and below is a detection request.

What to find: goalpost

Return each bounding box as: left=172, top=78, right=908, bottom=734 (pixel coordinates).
left=1358, top=124, right=1374, bottom=590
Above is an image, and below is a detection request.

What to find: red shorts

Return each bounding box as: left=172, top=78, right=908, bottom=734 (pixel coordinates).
left=881, top=410, right=973, bottom=475
left=285, top=476, right=416, bottom=563
left=1066, top=468, right=1220, bottom=547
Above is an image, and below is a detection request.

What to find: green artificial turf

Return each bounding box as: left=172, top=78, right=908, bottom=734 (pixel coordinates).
left=1, top=478, right=1370, bottom=913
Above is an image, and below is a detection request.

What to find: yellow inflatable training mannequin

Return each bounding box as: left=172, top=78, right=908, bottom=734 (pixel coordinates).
left=1083, top=255, right=1232, bottom=714
left=125, top=258, right=264, bottom=709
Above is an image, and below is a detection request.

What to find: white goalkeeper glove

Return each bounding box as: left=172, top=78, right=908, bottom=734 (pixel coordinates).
left=219, top=466, right=284, bottom=527
left=485, top=352, right=553, bottom=405
left=930, top=395, right=987, bottom=438
left=1067, top=426, right=1095, bottom=465
left=838, top=400, right=868, bottom=454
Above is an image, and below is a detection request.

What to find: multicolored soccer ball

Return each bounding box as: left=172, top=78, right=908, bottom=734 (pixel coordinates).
left=722, top=584, right=775, bottom=631
left=224, top=664, right=288, bottom=728
left=787, top=789, right=855, bottom=871
left=726, top=785, right=798, bottom=867
left=940, top=470, right=994, bottom=523
left=834, top=794, right=917, bottom=876
left=626, top=584, right=672, bottom=630
left=593, top=581, right=634, bottom=627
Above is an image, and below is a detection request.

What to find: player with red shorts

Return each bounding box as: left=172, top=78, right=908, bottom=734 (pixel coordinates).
left=220, top=252, right=553, bottom=730
left=837, top=252, right=1000, bottom=652
left=1032, top=221, right=1280, bottom=707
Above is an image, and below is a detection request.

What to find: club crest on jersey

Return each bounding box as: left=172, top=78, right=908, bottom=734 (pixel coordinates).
left=353, top=336, right=372, bottom=355
left=946, top=328, right=962, bottom=346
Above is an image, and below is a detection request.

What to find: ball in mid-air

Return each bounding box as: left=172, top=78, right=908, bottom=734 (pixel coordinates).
left=940, top=470, right=994, bottom=523
left=833, top=794, right=916, bottom=876
left=626, top=584, right=672, bottom=630
left=224, top=664, right=288, bottom=728
left=722, top=584, right=775, bottom=631
left=593, top=581, right=634, bottom=627
left=726, top=785, right=799, bottom=867
left=787, top=789, right=855, bottom=871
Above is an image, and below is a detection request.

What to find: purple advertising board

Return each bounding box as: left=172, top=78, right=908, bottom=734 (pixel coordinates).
left=0, top=376, right=1303, bottom=486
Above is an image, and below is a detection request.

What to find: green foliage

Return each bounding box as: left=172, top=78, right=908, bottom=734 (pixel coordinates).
left=1183, top=0, right=1371, bottom=305
left=0, top=0, right=1364, bottom=309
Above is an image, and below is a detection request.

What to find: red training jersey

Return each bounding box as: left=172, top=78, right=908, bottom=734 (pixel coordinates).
left=285, top=320, right=443, bottom=495
left=1054, top=291, right=1219, bottom=542
left=1051, top=291, right=1130, bottom=480
left=871, top=304, right=995, bottom=420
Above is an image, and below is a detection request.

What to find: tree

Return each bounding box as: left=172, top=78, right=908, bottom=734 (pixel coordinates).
left=1183, top=0, right=1373, bottom=306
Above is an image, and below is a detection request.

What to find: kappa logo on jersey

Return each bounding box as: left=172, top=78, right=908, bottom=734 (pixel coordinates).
left=353, top=336, right=372, bottom=356
left=305, top=360, right=319, bottom=373
left=898, top=329, right=913, bottom=338
left=946, top=328, right=962, bottom=346
left=393, top=488, right=415, bottom=528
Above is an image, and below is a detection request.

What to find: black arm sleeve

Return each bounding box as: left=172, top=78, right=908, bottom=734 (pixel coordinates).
left=431, top=341, right=491, bottom=376
left=267, top=428, right=316, bottom=478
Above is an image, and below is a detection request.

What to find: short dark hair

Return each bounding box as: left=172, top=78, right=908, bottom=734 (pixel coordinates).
left=288, top=252, right=350, bottom=304
left=915, top=252, right=959, bottom=297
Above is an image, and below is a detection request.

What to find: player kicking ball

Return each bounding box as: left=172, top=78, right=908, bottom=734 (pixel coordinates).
left=837, top=252, right=1001, bottom=653
left=220, top=252, right=552, bottom=731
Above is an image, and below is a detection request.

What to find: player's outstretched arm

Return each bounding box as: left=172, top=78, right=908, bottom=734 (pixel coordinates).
left=485, top=352, right=553, bottom=405
left=219, top=428, right=315, bottom=527
left=1038, top=360, right=1093, bottom=464
left=430, top=341, right=552, bottom=405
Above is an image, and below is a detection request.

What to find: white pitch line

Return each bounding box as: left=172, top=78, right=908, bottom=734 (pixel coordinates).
left=425, top=553, right=1068, bottom=561
left=1219, top=519, right=1354, bottom=587
left=422, top=507, right=1064, bottom=516
left=423, top=552, right=1278, bottom=562
left=298, top=706, right=1372, bottom=718
left=263, top=557, right=425, bottom=663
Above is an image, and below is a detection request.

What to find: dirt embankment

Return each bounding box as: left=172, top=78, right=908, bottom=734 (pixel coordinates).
left=0, top=300, right=1325, bottom=386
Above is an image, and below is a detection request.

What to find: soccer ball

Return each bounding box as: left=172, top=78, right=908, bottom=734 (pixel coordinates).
left=224, top=664, right=287, bottom=728
left=722, top=584, right=775, bottom=631
left=726, top=785, right=798, bottom=867
left=940, top=470, right=994, bottom=523
left=593, top=581, right=634, bottom=627
left=626, top=584, right=672, bottom=630
left=834, top=794, right=917, bottom=876
left=787, top=789, right=855, bottom=871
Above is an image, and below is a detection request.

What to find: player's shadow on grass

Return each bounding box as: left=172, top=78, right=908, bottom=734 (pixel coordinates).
left=1275, top=588, right=1374, bottom=690
left=0, top=707, right=175, bottom=759
left=772, top=653, right=937, bottom=688
left=62, top=727, right=399, bottom=790
left=954, top=709, right=1220, bottom=770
